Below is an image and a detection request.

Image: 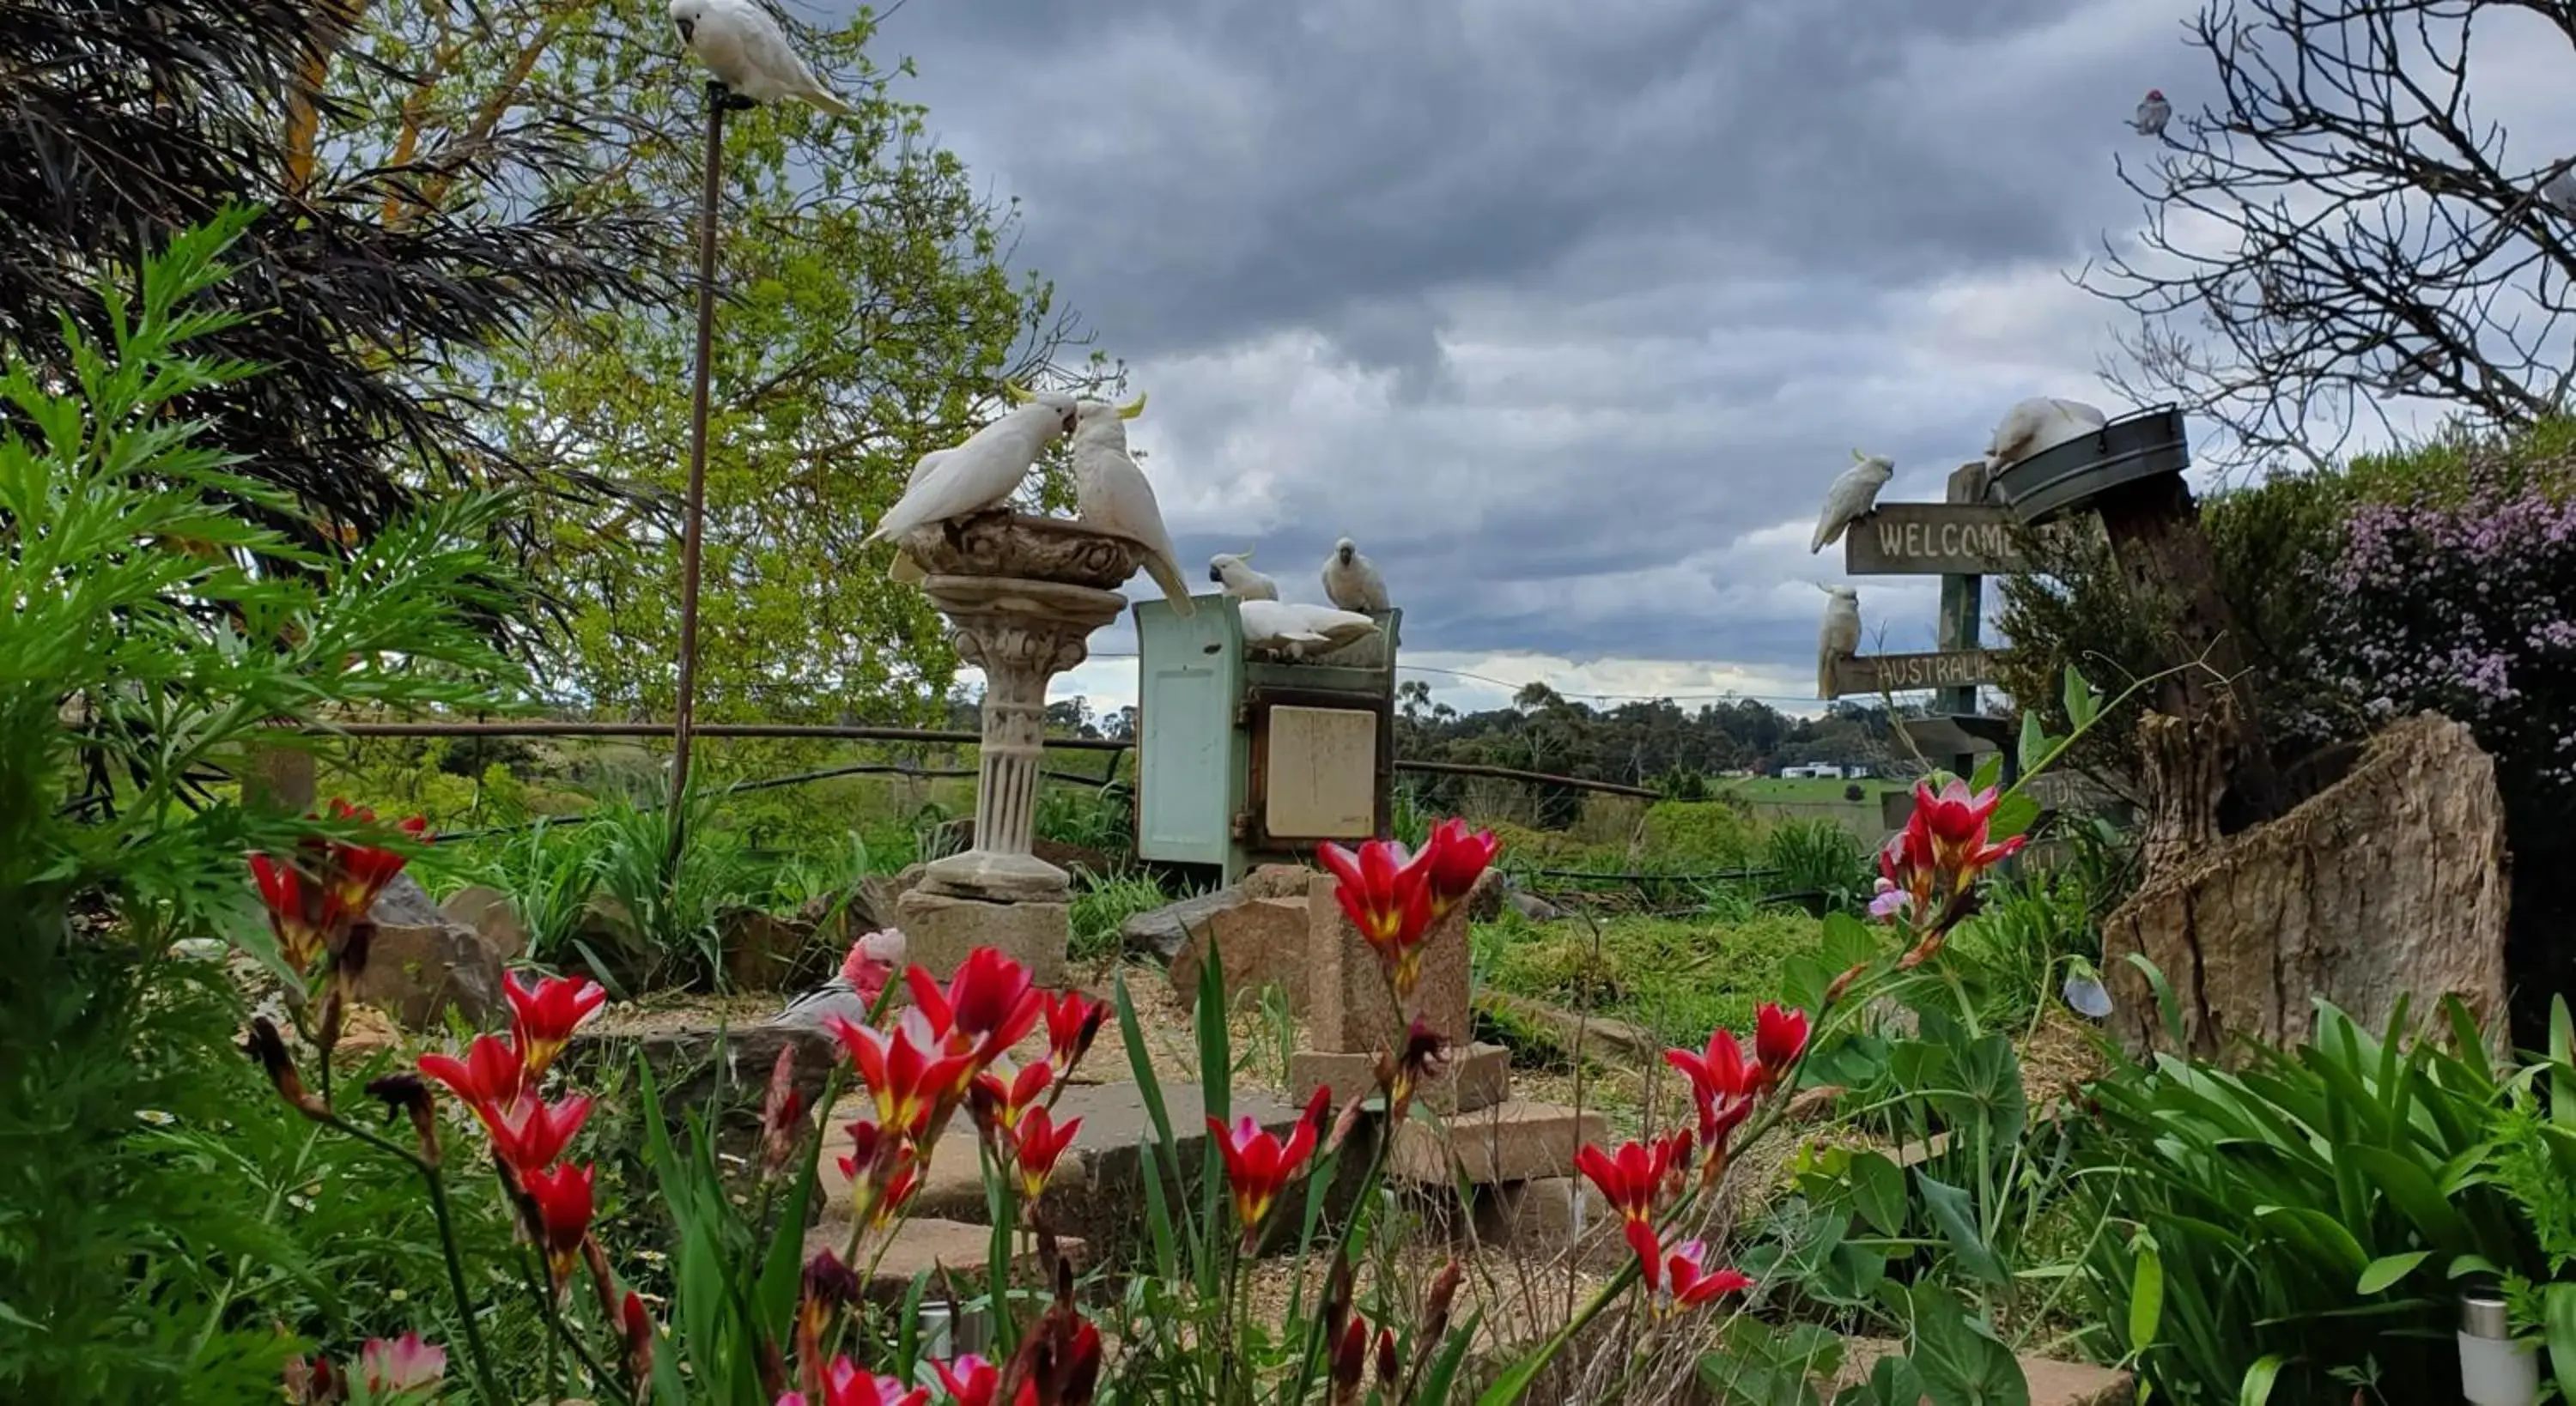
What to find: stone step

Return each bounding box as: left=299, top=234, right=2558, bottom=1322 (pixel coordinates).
left=1386, top=1099, right=1607, bottom=1185
left=1290, top=1042, right=1511, bottom=1116
left=800, top=1216, right=1088, bottom=1304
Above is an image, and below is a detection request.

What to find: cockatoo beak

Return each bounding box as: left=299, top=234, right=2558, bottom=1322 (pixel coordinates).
left=675, top=17, right=693, bottom=39
left=1001, top=379, right=1036, bottom=403
left=1116, top=392, right=1146, bottom=420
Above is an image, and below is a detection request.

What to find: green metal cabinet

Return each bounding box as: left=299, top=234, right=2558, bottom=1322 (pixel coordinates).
left=1131, top=596, right=1400, bottom=885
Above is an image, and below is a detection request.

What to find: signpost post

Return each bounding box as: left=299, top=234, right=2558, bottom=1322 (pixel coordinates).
left=1833, top=462, right=2006, bottom=784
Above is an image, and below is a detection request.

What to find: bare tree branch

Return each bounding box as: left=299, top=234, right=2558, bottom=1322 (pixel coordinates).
left=2079, top=0, right=2576, bottom=472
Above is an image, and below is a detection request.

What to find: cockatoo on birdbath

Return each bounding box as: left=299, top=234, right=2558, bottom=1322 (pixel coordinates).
left=669, top=0, right=854, bottom=113
left=2132, top=89, right=2171, bottom=137
left=1817, top=585, right=1861, bottom=700
left=1068, top=393, right=1195, bottom=617
left=1983, top=397, right=2108, bottom=473
left=866, top=382, right=1077, bottom=567
left=1207, top=550, right=1279, bottom=600
left=1240, top=600, right=1377, bottom=660
left=1811, top=450, right=1896, bottom=554
left=1321, top=537, right=1389, bottom=612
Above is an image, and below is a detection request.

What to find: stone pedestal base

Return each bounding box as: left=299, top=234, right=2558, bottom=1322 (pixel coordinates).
left=1290, top=1042, right=1510, bottom=1115
left=920, top=848, right=1072, bottom=901
left=897, top=887, right=1068, bottom=989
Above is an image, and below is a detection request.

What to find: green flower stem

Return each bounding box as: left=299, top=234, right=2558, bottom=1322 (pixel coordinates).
left=313, top=1107, right=507, bottom=1405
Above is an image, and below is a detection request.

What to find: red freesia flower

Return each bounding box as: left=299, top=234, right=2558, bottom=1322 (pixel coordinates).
left=621, top=1289, right=655, bottom=1384
left=1625, top=1221, right=1753, bottom=1310
left=1753, top=1003, right=1810, bottom=1089
left=1208, top=1088, right=1331, bottom=1240
left=830, top=1009, right=976, bottom=1139
left=1329, top=1312, right=1370, bottom=1402
left=488, top=1094, right=592, bottom=1178
left=792, top=1356, right=931, bottom=1406
left=417, top=1033, right=524, bottom=1124
left=1910, top=779, right=2028, bottom=891
left=249, top=853, right=343, bottom=975
left=359, top=1331, right=446, bottom=1392
left=1664, top=1027, right=1759, bottom=1145
left=520, top=1161, right=594, bottom=1287
left=761, top=1044, right=807, bottom=1177
left=1419, top=818, right=1500, bottom=919
left=1575, top=1134, right=1690, bottom=1226
left=315, top=799, right=426, bottom=918
left=971, top=1056, right=1054, bottom=1136
left=1042, top=989, right=1106, bottom=1082
left=906, top=948, right=1042, bottom=1063
left=503, top=971, right=606, bottom=1082
left=932, top=1354, right=1005, bottom=1406
left=1007, top=1106, right=1082, bottom=1202
left=1316, top=839, right=1435, bottom=1003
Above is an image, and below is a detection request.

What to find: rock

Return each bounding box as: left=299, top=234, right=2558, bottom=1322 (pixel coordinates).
left=1505, top=883, right=1564, bottom=923
left=1387, top=1099, right=1607, bottom=1185
left=349, top=918, right=503, bottom=1029
left=1476, top=1176, right=1621, bottom=1269
left=1120, top=887, right=1249, bottom=965
left=1239, top=864, right=1315, bottom=900
left=1170, top=896, right=1309, bottom=1009
left=439, top=884, right=526, bottom=964
left=800, top=1216, right=1090, bottom=1305
left=559, top=1018, right=841, bottom=1159
left=720, top=907, right=816, bottom=992
left=896, top=888, right=1068, bottom=989
left=2103, top=712, right=2511, bottom=1064
left=368, top=872, right=447, bottom=929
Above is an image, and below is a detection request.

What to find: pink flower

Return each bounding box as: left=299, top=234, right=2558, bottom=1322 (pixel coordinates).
left=359, top=1331, right=446, bottom=1391
left=1625, top=1222, right=1753, bottom=1311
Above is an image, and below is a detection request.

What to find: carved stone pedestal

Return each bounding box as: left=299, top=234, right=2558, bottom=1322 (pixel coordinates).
left=896, top=512, right=1140, bottom=980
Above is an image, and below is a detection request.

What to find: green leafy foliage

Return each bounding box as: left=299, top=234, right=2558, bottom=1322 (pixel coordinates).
left=2069, top=997, right=2538, bottom=1403
left=0, top=216, right=540, bottom=1399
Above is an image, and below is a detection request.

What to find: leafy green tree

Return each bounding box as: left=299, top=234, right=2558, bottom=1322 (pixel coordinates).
left=335, top=0, right=1106, bottom=726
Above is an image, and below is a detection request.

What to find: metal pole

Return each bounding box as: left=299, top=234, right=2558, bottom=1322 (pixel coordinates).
left=671, top=80, right=729, bottom=816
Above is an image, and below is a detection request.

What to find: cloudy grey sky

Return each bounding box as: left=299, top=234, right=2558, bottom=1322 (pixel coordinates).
left=854, top=0, right=2239, bottom=714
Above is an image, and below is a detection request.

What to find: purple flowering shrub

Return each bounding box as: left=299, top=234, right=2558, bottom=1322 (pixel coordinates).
left=2310, top=476, right=2576, bottom=787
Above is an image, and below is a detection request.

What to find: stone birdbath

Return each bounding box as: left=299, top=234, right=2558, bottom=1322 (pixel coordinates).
left=894, top=510, right=1142, bottom=986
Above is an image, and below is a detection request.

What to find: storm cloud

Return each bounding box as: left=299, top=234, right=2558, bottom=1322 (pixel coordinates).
left=865, top=0, right=2202, bottom=711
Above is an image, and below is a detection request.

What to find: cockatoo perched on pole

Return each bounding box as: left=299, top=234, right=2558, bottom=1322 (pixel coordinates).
left=2132, top=89, right=2171, bottom=137
left=1207, top=550, right=1279, bottom=600
left=1983, top=397, right=2109, bottom=473
left=669, top=0, right=854, bottom=114
left=1817, top=585, right=1860, bottom=700
left=1811, top=451, right=1895, bottom=554
left=1321, top=537, right=1389, bottom=612
left=1069, top=393, right=1195, bottom=617
left=1240, top=600, right=1377, bottom=660
left=866, top=382, right=1077, bottom=560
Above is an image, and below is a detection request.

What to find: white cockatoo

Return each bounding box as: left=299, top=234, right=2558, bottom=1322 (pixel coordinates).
left=884, top=449, right=956, bottom=583
left=1983, top=397, right=2109, bottom=472
left=1817, top=585, right=1861, bottom=700
left=1240, top=599, right=1378, bottom=659
left=1069, top=393, right=1195, bottom=617
left=2132, top=88, right=2171, bottom=137
left=1811, top=450, right=1896, bottom=554
left=668, top=0, right=854, bottom=114
left=2541, top=163, right=2576, bottom=218
left=1321, top=537, right=1389, bottom=613
left=866, top=382, right=1077, bottom=554
left=1207, top=549, right=1279, bottom=600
